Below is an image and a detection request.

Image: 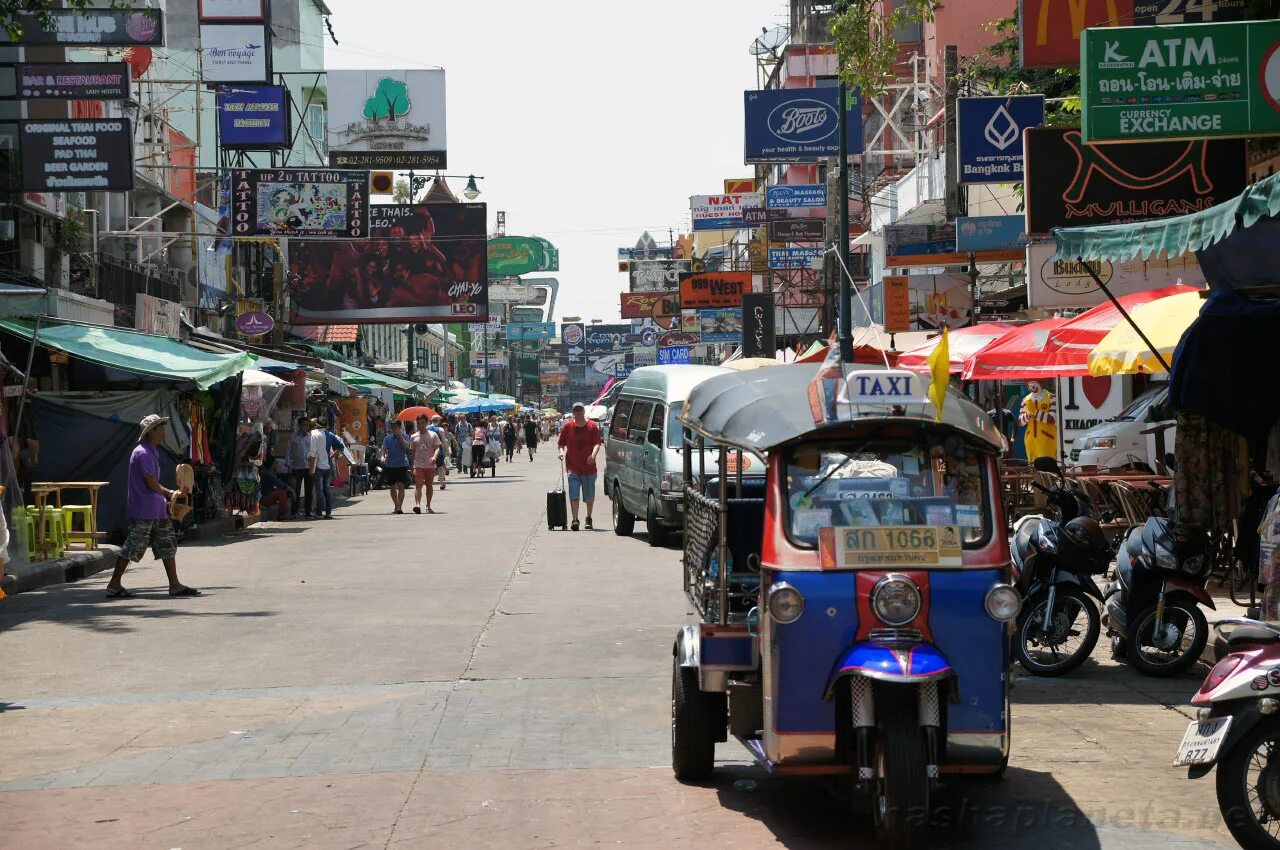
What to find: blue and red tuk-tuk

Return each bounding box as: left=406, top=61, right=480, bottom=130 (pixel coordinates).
left=674, top=361, right=1020, bottom=848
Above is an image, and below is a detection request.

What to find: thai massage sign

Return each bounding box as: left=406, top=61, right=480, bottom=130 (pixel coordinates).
left=1082, top=20, right=1280, bottom=142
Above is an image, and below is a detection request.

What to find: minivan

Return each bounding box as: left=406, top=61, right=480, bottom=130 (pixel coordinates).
left=604, top=365, right=749, bottom=546
left=1070, top=384, right=1174, bottom=471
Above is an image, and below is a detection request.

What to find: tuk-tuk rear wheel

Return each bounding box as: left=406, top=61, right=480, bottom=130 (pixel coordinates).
left=672, top=657, right=721, bottom=782
left=873, top=709, right=930, bottom=850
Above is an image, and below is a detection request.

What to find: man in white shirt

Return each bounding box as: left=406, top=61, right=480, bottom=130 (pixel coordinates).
left=308, top=417, right=334, bottom=519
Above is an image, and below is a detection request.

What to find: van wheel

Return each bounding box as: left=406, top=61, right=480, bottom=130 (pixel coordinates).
left=612, top=484, right=635, bottom=536
left=647, top=494, right=671, bottom=547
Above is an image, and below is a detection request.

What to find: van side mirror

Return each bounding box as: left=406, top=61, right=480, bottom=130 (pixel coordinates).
left=647, top=427, right=663, bottom=447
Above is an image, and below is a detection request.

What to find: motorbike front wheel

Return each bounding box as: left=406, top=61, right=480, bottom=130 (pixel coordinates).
left=873, top=710, right=930, bottom=850
left=1130, top=601, right=1209, bottom=677
left=1216, top=716, right=1280, bottom=850
left=1015, top=586, right=1100, bottom=677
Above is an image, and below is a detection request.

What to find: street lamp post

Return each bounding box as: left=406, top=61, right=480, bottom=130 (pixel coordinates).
left=837, top=79, right=853, bottom=363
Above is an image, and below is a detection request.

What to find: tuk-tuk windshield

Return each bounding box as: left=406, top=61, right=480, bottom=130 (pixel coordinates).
left=785, top=440, right=991, bottom=550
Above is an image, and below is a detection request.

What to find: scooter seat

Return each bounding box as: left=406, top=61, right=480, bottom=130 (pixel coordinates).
left=1226, top=624, right=1280, bottom=647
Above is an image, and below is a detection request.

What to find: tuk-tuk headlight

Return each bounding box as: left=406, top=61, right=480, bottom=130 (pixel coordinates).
left=871, top=575, right=921, bottom=627
left=767, top=582, right=804, bottom=624
left=985, top=583, right=1021, bottom=622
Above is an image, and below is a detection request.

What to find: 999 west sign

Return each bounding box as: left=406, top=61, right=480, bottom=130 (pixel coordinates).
left=19, top=119, right=134, bottom=191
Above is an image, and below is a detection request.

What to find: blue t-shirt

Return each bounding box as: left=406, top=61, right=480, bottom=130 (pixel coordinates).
left=382, top=433, right=410, bottom=468
left=324, top=430, right=344, bottom=454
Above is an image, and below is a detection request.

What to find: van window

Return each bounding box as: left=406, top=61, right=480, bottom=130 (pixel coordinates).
left=649, top=404, right=665, bottom=446
left=611, top=400, right=633, bottom=440
left=667, top=402, right=685, bottom=448
left=628, top=401, right=654, bottom=443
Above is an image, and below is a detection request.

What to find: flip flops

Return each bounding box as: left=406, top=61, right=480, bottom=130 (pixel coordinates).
left=105, top=587, right=135, bottom=599
left=169, top=587, right=201, bottom=598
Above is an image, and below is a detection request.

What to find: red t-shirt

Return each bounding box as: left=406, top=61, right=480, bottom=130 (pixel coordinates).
left=558, top=419, right=602, bottom=475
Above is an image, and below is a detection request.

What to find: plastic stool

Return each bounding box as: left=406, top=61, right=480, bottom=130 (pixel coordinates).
left=29, top=507, right=66, bottom=560
left=11, top=506, right=33, bottom=560
left=61, top=504, right=96, bottom=548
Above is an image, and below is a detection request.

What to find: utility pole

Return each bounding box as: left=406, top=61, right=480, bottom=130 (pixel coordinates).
left=406, top=324, right=416, bottom=380
left=943, top=45, right=961, bottom=222
left=837, top=80, right=853, bottom=362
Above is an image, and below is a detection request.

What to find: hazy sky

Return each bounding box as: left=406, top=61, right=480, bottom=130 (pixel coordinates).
left=323, top=0, right=788, bottom=324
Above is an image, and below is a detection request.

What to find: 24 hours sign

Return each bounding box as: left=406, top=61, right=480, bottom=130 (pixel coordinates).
left=1082, top=19, right=1280, bottom=142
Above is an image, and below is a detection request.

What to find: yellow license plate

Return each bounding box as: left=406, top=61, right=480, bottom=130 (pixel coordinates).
left=822, top=526, right=964, bottom=568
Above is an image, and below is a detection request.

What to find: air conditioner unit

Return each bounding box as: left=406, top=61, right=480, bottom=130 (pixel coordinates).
left=128, top=217, right=162, bottom=260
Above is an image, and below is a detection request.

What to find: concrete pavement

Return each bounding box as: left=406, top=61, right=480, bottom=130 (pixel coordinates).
left=0, top=448, right=1242, bottom=848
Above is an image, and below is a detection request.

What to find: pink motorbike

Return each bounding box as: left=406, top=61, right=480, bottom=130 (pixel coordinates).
left=1178, top=618, right=1280, bottom=849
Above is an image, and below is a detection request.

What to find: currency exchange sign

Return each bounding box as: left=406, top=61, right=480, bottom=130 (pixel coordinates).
left=1082, top=20, right=1280, bottom=143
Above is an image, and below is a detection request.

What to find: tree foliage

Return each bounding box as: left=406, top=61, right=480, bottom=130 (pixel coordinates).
left=960, top=11, right=1081, bottom=126
left=829, top=0, right=940, bottom=97
left=3, top=0, right=120, bottom=41
left=392, top=178, right=412, bottom=204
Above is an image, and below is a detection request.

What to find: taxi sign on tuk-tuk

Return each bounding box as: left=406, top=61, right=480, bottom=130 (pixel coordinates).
left=836, top=369, right=931, bottom=406
left=818, top=525, right=964, bottom=569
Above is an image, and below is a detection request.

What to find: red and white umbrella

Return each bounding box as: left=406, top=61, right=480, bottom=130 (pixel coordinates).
left=896, top=322, right=1018, bottom=374
left=961, top=318, right=1074, bottom=381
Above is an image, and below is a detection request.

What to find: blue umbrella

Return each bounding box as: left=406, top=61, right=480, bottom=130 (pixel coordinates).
left=448, top=398, right=517, bottom=415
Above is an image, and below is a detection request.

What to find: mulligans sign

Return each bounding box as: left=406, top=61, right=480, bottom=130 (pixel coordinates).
left=1082, top=20, right=1280, bottom=143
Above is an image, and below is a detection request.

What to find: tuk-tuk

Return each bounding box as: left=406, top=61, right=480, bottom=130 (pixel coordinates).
left=673, top=361, right=1020, bottom=849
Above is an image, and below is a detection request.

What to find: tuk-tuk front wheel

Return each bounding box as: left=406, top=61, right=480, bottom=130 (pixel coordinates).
left=671, top=657, right=723, bottom=782
left=612, top=484, right=636, bottom=536
left=873, top=710, right=930, bottom=850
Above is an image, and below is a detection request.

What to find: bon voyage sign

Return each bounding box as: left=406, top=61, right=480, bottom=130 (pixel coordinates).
left=1082, top=20, right=1280, bottom=143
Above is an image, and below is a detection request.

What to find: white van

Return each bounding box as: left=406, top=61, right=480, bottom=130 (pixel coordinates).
left=604, top=365, right=732, bottom=546
left=1070, top=384, right=1174, bottom=471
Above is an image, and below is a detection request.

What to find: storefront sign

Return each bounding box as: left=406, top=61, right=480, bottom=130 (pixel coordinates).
left=955, top=216, right=1027, bottom=253
left=14, top=9, right=164, bottom=45
left=768, top=246, right=824, bottom=269
left=884, top=223, right=967, bottom=266
left=741, top=292, right=775, bottom=358
left=235, top=310, right=274, bottom=336
left=620, top=292, right=664, bottom=319
left=743, top=207, right=789, bottom=224
left=882, top=274, right=974, bottom=330
left=698, top=308, right=743, bottom=344
left=1024, top=128, right=1246, bottom=233
left=724, top=178, right=755, bottom=194
left=200, top=24, right=269, bottom=83
left=583, top=323, right=632, bottom=353
left=487, top=236, right=558, bottom=276
left=289, top=203, right=487, bottom=324
left=19, top=119, right=134, bottom=192
left=957, top=95, right=1044, bottom=184
left=327, top=69, right=447, bottom=169
left=1018, top=0, right=1246, bottom=69
left=680, top=271, right=748, bottom=309
left=506, top=322, right=554, bottom=342
left=628, top=258, right=689, bottom=292
left=216, top=84, right=289, bottom=149
left=650, top=292, right=679, bottom=329
left=199, top=0, right=266, bottom=21
left=561, top=321, right=584, bottom=362
left=883, top=276, right=910, bottom=333
left=743, top=86, right=863, bottom=163
left=769, top=218, right=825, bottom=242
left=690, top=194, right=762, bottom=231
left=15, top=62, right=129, bottom=100
left=1082, top=19, right=1280, bottom=143
left=657, top=345, right=691, bottom=365
left=1025, top=243, right=1205, bottom=308
left=658, top=330, right=699, bottom=348
left=230, top=168, right=368, bottom=238
left=765, top=183, right=826, bottom=209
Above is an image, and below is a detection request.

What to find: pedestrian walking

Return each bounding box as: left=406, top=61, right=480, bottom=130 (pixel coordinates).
left=503, top=419, right=517, bottom=462
left=381, top=420, right=412, bottom=513
left=470, top=420, right=489, bottom=477
left=523, top=415, right=539, bottom=461
left=557, top=402, right=603, bottom=531
left=411, top=414, right=442, bottom=513
left=431, top=415, right=453, bottom=490
left=288, top=416, right=314, bottom=518
left=455, top=416, right=473, bottom=474
left=309, top=417, right=333, bottom=519
left=105, top=414, right=199, bottom=599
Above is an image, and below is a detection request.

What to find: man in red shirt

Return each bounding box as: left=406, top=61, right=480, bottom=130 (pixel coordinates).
left=557, top=402, right=603, bottom=531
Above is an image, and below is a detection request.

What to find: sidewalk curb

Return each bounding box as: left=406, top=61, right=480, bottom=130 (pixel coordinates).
left=9, top=545, right=123, bottom=594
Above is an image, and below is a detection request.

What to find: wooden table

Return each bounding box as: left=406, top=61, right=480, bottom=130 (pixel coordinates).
left=31, top=481, right=109, bottom=559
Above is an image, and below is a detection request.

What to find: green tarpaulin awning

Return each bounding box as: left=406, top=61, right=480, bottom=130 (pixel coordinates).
left=0, top=320, right=254, bottom=389
left=0, top=282, right=48, bottom=318
left=1054, top=170, right=1280, bottom=262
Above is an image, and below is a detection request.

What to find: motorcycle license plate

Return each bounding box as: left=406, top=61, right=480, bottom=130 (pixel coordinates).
left=1174, top=716, right=1232, bottom=766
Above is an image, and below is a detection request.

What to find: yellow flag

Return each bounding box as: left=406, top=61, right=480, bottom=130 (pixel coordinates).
left=926, top=327, right=949, bottom=422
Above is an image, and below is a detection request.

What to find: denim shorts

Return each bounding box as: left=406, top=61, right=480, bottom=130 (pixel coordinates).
left=567, top=471, right=597, bottom=502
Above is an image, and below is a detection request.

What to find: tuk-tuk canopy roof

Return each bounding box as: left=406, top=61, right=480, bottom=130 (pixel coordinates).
left=679, top=362, right=1005, bottom=454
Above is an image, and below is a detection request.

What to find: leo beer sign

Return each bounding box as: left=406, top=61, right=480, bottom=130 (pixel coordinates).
left=679, top=271, right=749, bottom=309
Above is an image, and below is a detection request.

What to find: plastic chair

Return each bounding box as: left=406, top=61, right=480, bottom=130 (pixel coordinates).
left=61, top=504, right=96, bottom=548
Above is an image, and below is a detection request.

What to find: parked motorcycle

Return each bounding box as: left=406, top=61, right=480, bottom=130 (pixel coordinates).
left=1104, top=515, right=1213, bottom=676
left=1177, top=618, right=1280, bottom=849
left=1011, top=473, right=1112, bottom=676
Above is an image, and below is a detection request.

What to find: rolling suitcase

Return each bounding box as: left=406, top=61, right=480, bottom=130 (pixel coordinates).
left=547, top=468, right=568, bottom=531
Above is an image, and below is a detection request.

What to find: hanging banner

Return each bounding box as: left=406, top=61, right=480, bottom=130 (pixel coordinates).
left=698, top=308, right=743, bottom=344
left=741, top=292, right=775, bottom=358
left=218, top=84, right=290, bottom=149
left=327, top=69, right=447, bottom=169
left=769, top=218, right=826, bottom=242
left=1081, top=19, right=1280, bottom=143
left=336, top=398, right=368, bottom=446
left=1025, top=243, right=1205, bottom=308
left=957, top=95, right=1045, bottom=184
left=13, top=9, right=165, bottom=45
left=743, top=86, right=863, bottom=163
left=690, top=194, right=762, bottom=231
left=199, top=23, right=270, bottom=83
left=679, top=271, right=749, bottom=308
left=956, top=216, right=1028, bottom=253
left=230, top=168, right=369, bottom=238
left=883, top=276, right=911, bottom=333
left=289, top=203, right=488, bottom=324
left=1024, top=128, right=1246, bottom=233
left=765, top=184, right=827, bottom=209
left=15, top=62, right=130, bottom=100
left=629, top=258, right=689, bottom=292
left=882, top=274, right=974, bottom=330
left=19, top=119, right=134, bottom=192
